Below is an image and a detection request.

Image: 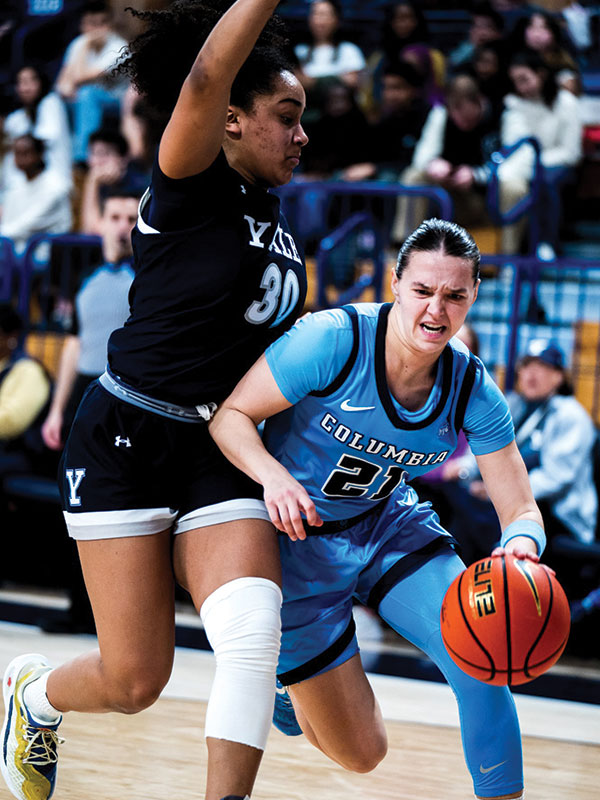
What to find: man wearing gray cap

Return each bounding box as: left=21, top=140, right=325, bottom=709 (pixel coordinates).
left=505, top=338, right=597, bottom=547
left=447, top=338, right=597, bottom=575
left=465, top=338, right=598, bottom=549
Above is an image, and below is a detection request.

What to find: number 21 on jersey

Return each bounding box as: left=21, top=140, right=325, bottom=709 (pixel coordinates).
left=322, top=454, right=408, bottom=502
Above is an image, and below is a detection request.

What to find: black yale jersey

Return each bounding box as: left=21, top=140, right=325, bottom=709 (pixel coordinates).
left=107, top=152, right=307, bottom=406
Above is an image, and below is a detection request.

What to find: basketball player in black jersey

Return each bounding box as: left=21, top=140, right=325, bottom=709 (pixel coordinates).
left=1, top=3, right=308, bottom=800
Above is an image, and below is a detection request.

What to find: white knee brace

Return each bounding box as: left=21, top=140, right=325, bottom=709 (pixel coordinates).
left=200, top=577, right=282, bottom=750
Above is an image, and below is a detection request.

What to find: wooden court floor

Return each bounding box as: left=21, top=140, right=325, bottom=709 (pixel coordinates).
left=1, top=620, right=599, bottom=800
left=0, top=694, right=598, bottom=800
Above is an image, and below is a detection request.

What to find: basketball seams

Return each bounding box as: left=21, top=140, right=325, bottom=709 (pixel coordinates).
left=440, top=555, right=570, bottom=686
left=523, top=568, right=554, bottom=679
left=445, top=633, right=569, bottom=678
left=455, top=570, right=497, bottom=681
left=501, top=556, right=513, bottom=685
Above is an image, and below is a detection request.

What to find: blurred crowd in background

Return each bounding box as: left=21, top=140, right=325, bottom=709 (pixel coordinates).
left=1, top=0, right=600, bottom=655
left=1, top=1, right=600, bottom=255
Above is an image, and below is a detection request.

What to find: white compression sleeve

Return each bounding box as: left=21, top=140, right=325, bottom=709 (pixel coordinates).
left=200, top=577, right=282, bottom=750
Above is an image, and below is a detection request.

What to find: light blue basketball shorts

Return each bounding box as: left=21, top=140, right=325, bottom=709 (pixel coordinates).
left=276, top=487, right=454, bottom=685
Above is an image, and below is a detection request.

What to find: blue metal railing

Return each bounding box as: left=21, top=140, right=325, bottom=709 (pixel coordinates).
left=315, top=211, right=384, bottom=308
left=3, top=183, right=600, bottom=420
left=486, top=136, right=543, bottom=253
left=473, top=254, right=600, bottom=413
left=276, top=180, right=453, bottom=310
left=0, top=236, right=18, bottom=307
left=277, top=180, right=453, bottom=234
left=20, top=232, right=102, bottom=327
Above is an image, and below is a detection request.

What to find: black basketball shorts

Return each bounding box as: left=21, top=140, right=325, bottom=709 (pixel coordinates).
left=59, top=382, right=268, bottom=540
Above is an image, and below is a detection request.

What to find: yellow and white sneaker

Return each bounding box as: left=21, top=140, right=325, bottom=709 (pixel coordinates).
left=1, top=654, right=63, bottom=800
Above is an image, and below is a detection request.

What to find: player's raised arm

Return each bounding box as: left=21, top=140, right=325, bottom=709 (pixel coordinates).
left=209, top=354, right=322, bottom=540
left=161, top=0, right=280, bottom=177
left=130, top=0, right=280, bottom=178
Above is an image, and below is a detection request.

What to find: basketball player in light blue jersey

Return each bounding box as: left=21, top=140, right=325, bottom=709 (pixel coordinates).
left=210, top=219, right=548, bottom=800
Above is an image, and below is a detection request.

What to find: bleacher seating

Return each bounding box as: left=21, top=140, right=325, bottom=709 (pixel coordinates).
left=2, top=0, right=600, bottom=619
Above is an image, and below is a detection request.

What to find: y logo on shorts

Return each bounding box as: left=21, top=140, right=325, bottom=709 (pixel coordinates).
left=66, top=468, right=86, bottom=506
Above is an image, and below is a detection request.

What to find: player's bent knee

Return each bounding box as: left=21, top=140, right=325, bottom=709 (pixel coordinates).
left=101, top=661, right=172, bottom=714
left=338, top=739, right=387, bottom=773
left=107, top=676, right=167, bottom=714
left=334, top=727, right=388, bottom=773
left=201, top=577, right=282, bottom=750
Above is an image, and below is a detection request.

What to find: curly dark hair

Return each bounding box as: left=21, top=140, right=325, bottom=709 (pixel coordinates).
left=120, top=0, right=295, bottom=116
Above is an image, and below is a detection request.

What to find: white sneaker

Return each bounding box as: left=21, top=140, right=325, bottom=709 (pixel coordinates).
left=1, top=654, right=63, bottom=800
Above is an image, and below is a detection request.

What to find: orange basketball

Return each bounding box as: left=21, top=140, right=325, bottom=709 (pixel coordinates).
left=440, top=554, right=571, bottom=685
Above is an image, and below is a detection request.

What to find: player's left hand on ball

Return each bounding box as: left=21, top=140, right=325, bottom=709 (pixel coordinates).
left=492, top=539, right=555, bottom=576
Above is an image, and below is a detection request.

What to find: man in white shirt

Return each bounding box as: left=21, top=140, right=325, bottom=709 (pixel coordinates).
left=0, top=135, right=72, bottom=254
left=55, top=1, right=128, bottom=163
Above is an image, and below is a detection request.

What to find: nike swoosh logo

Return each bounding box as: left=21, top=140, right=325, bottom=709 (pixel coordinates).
left=479, top=761, right=507, bottom=774
left=341, top=399, right=376, bottom=412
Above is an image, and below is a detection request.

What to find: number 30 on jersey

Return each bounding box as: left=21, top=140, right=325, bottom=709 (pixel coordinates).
left=245, top=263, right=300, bottom=329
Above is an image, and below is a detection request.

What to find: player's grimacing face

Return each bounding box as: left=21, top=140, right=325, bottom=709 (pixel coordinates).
left=390, top=249, right=479, bottom=353
left=234, top=71, right=308, bottom=188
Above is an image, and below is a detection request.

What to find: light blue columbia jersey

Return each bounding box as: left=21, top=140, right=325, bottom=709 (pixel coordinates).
left=264, top=303, right=514, bottom=521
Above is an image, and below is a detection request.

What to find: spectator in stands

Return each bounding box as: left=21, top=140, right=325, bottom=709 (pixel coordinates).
left=504, top=49, right=582, bottom=259
left=447, top=339, right=598, bottom=575
left=448, top=1, right=505, bottom=71
left=79, top=128, right=148, bottom=234
left=561, top=1, right=592, bottom=59
left=42, top=188, right=137, bottom=452
left=466, top=40, right=512, bottom=119
left=489, top=1, right=537, bottom=29
left=362, top=1, right=434, bottom=118
left=0, top=95, right=11, bottom=198
left=294, top=0, right=366, bottom=121
left=342, top=59, right=430, bottom=182
left=3, top=64, right=72, bottom=192
left=55, top=1, right=128, bottom=164
left=300, top=79, right=370, bottom=179
left=556, top=67, right=582, bottom=96
left=0, top=303, right=51, bottom=474
left=0, top=134, right=72, bottom=253
left=0, top=305, right=53, bottom=604
left=400, top=43, right=446, bottom=106
left=508, top=10, right=578, bottom=73
left=120, top=86, right=166, bottom=176
left=392, top=73, right=528, bottom=252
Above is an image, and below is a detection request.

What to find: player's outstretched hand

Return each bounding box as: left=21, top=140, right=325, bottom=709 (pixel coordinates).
left=263, top=473, right=322, bottom=542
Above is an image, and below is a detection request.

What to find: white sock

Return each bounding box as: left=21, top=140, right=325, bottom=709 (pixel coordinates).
left=23, top=670, right=62, bottom=724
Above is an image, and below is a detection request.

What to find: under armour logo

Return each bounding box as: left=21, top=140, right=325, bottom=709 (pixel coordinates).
left=66, top=468, right=86, bottom=506
left=115, top=436, right=132, bottom=447
left=241, top=185, right=247, bottom=194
